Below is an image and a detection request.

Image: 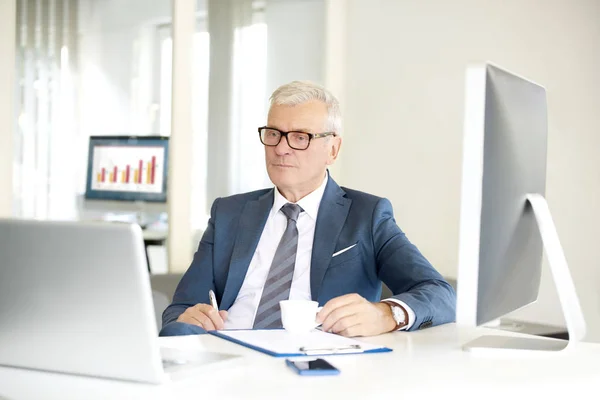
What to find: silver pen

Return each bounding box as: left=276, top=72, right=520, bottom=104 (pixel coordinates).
left=299, top=344, right=362, bottom=355
left=208, top=290, right=219, bottom=311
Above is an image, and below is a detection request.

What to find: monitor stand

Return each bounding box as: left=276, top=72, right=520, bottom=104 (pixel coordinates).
left=463, top=193, right=586, bottom=354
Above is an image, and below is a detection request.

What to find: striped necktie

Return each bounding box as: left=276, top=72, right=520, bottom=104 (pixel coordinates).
left=253, top=203, right=303, bottom=329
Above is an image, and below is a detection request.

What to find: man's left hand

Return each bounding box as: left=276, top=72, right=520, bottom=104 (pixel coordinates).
left=316, top=293, right=397, bottom=337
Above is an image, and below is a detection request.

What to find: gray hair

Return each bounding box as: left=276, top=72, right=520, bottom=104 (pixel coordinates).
left=269, top=80, right=342, bottom=136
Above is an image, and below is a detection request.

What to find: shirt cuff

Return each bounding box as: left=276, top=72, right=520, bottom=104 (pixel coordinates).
left=382, top=298, right=415, bottom=331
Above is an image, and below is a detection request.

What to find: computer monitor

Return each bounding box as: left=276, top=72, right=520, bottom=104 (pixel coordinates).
left=84, top=135, right=169, bottom=203
left=455, top=63, right=586, bottom=353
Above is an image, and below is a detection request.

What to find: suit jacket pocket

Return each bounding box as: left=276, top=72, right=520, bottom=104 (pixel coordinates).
left=328, top=242, right=361, bottom=268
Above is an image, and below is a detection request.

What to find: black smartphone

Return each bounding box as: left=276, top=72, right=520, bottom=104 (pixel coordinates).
left=285, top=358, right=340, bottom=376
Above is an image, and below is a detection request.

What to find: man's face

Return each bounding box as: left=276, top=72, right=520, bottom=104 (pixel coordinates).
left=264, top=100, right=341, bottom=196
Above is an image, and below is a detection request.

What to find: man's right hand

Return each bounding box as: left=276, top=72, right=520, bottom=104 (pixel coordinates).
left=176, top=304, right=228, bottom=330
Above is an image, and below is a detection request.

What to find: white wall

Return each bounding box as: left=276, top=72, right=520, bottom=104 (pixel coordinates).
left=335, top=0, right=600, bottom=341
left=265, top=0, right=325, bottom=95
left=0, top=0, right=15, bottom=217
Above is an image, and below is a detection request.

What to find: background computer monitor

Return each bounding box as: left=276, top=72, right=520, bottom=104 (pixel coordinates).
left=456, top=63, right=585, bottom=353
left=84, top=135, right=169, bottom=203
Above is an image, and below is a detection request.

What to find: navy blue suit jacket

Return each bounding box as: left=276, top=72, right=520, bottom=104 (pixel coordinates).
left=161, top=176, right=456, bottom=333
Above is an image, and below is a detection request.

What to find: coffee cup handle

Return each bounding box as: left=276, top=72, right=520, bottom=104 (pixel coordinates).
left=313, top=306, right=324, bottom=328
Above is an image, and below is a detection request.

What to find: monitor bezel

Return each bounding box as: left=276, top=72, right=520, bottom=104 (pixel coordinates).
left=84, top=135, right=169, bottom=203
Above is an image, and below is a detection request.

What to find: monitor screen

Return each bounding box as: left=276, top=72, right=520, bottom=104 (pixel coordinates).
left=84, top=136, right=169, bottom=203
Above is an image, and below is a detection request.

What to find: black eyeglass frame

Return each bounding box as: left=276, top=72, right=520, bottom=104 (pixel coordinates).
left=258, top=126, right=337, bottom=150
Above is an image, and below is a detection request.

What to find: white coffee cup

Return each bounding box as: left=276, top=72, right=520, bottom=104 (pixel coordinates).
left=280, top=300, right=322, bottom=334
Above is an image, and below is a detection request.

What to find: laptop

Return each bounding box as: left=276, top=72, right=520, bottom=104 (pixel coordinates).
left=0, top=218, right=239, bottom=384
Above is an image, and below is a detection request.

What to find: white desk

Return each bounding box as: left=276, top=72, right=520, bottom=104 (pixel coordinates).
left=1, top=324, right=599, bottom=400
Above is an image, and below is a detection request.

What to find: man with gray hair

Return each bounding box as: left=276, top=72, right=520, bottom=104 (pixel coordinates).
left=160, top=80, right=455, bottom=337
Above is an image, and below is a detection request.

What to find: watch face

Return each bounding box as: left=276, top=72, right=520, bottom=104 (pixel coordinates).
left=393, top=306, right=405, bottom=323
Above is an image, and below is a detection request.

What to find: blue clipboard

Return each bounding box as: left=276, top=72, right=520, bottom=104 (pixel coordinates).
left=208, top=329, right=393, bottom=357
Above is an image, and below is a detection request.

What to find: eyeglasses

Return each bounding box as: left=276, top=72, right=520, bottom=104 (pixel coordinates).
left=258, top=126, right=336, bottom=150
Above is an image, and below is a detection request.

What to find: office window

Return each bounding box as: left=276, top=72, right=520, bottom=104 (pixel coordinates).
left=14, top=0, right=78, bottom=219
left=14, top=0, right=179, bottom=221
left=230, top=8, right=270, bottom=194
left=77, top=0, right=173, bottom=196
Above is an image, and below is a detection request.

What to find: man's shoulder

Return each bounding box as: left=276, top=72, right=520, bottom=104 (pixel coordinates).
left=213, top=188, right=273, bottom=209
left=340, top=186, right=386, bottom=206
left=336, top=185, right=396, bottom=222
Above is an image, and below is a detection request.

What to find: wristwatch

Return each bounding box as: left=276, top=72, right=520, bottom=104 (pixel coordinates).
left=380, top=300, right=408, bottom=330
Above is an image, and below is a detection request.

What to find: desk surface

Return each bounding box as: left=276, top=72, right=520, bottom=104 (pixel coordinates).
left=142, top=228, right=168, bottom=241
left=1, top=324, right=599, bottom=400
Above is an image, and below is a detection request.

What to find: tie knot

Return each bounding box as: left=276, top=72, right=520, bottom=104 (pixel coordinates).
left=280, top=203, right=302, bottom=222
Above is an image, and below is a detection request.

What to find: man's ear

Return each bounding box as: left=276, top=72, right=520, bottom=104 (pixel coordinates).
left=326, top=136, right=342, bottom=165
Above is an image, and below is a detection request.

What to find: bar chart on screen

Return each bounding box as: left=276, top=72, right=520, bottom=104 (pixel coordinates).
left=90, top=145, right=165, bottom=194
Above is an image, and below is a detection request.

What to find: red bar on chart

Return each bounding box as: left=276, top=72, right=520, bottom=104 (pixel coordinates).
left=126, top=165, right=130, bottom=183
left=150, top=156, right=156, bottom=184
left=101, top=168, right=106, bottom=182
left=113, top=166, right=118, bottom=183
left=138, top=160, right=143, bottom=183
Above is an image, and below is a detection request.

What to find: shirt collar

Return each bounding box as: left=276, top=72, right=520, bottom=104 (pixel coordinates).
left=272, top=172, right=329, bottom=221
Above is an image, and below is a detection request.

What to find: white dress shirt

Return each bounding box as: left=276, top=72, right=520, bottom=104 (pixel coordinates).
left=224, top=174, right=415, bottom=331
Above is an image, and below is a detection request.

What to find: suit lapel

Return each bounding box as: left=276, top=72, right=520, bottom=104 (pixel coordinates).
left=220, top=190, right=273, bottom=309
left=310, top=178, right=352, bottom=301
